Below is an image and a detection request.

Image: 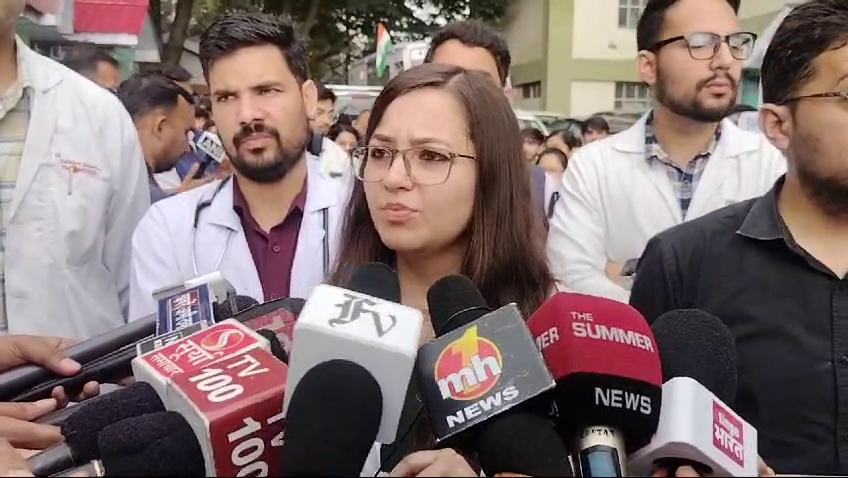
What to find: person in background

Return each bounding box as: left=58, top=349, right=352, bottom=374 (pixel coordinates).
left=521, top=127, right=545, bottom=162
left=144, top=64, right=194, bottom=93
left=536, top=147, right=568, bottom=177
left=0, top=0, right=149, bottom=338
left=193, top=103, right=211, bottom=131
left=332, top=63, right=553, bottom=474
left=61, top=43, right=121, bottom=92
left=424, top=20, right=549, bottom=222
left=581, top=115, right=610, bottom=144
left=117, top=73, right=213, bottom=203
left=310, top=81, right=336, bottom=135
left=327, top=122, right=360, bottom=156
left=353, top=109, right=370, bottom=137
left=545, top=128, right=582, bottom=159
left=547, top=0, right=785, bottom=303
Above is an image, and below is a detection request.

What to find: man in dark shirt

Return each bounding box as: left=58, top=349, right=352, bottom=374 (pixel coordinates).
left=631, top=1, right=848, bottom=473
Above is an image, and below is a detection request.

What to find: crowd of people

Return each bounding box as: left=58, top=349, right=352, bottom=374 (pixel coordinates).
left=1, top=0, right=848, bottom=474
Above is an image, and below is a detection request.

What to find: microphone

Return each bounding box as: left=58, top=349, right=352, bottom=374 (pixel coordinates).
left=154, top=272, right=237, bottom=335
left=54, top=411, right=206, bottom=477
left=228, top=296, right=304, bottom=353
left=629, top=310, right=758, bottom=477
left=283, top=263, right=423, bottom=444
left=526, top=292, right=663, bottom=477
left=280, top=359, right=384, bottom=476
left=416, top=275, right=570, bottom=477
left=192, top=130, right=226, bottom=178
left=27, top=382, right=164, bottom=476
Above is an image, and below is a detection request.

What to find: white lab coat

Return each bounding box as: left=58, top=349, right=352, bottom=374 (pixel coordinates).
left=128, top=154, right=350, bottom=321
left=547, top=113, right=786, bottom=303
left=3, top=38, right=149, bottom=339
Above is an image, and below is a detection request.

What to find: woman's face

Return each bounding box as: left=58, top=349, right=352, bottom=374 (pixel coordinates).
left=537, top=152, right=566, bottom=178
left=364, top=88, right=477, bottom=255
left=522, top=139, right=542, bottom=162
left=335, top=131, right=358, bottom=155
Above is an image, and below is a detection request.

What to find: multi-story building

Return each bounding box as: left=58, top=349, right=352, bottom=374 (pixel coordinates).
left=504, top=0, right=792, bottom=117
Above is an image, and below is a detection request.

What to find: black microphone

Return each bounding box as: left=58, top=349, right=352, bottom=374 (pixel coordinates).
left=416, top=275, right=573, bottom=477
left=279, top=359, right=383, bottom=477
left=27, top=382, right=164, bottom=477
left=54, top=411, right=206, bottom=477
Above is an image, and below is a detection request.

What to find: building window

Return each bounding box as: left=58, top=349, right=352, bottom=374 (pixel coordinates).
left=615, top=82, right=652, bottom=112
left=519, top=81, right=542, bottom=99
left=618, top=0, right=647, bottom=29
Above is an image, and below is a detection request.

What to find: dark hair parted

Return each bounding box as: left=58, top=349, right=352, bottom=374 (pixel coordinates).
left=327, top=122, right=360, bottom=142
left=315, top=81, right=337, bottom=103
left=62, top=43, right=118, bottom=74
left=424, top=20, right=512, bottom=87
left=198, top=12, right=309, bottom=83
left=145, top=64, right=193, bottom=83
left=329, top=63, right=554, bottom=317
left=636, top=0, right=741, bottom=51
left=521, top=127, right=545, bottom=144
left=582, top=115, right=610, bottom=134
left=761, top=0, right=848, bottom=105
left=117, top=72, right=194, bottom=121
left=537, top=147, right=569, bottom=170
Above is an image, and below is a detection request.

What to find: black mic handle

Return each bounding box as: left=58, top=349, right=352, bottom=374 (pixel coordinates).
left=654, top=458, right=713, bottom=476
left=0, top=314, right=154, bottom=401
left=10, top=344, right=137, bottom=403
left=194, top=157, right=215, bottom=179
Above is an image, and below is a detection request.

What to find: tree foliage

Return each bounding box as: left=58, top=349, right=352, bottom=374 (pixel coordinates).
left=181, top=0, right=512, bottom=80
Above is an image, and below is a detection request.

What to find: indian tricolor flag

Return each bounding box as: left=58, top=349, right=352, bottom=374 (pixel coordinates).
left=376, top=23, right=393, bottom=78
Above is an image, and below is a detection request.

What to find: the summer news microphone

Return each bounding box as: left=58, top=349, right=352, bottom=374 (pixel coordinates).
left=527, top=292, right=663, bottom=477
left=416, top=275, right=571, bottom=477
left=629, top=310, right=758, bottom=477
left=283, top=263, right=422, bottom=447
left=27, top=382, right=164, bottom=476
left=192, top=130, right=226, bottom=178
left=132, top=319, right=289, bottom=476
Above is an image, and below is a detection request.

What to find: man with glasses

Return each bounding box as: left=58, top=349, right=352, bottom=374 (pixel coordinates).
left=547, top=0, right=786, bottom=302
left=630, top=1, right=848, bottom=474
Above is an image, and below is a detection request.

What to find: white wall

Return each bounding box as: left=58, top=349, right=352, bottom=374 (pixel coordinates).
left=570, top=81, right=616, bottom=117
left=572, top=0, right=639, bottom=60
left=503, top=0, right=545, bottom=64
left=738, top=0, right=791, bottom=19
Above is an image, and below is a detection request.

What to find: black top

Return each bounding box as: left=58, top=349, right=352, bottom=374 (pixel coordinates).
left=631, top=177, right=848, bottom=475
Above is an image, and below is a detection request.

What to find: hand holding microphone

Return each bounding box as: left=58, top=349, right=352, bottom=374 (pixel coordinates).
left=389, top=449, right=476, bottom=477
left=0, top=400, right=63, bottom=449
left=0, top=336, right=100, bottom=400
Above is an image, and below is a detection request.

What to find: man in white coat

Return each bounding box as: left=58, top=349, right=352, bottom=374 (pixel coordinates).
left=547, top=0, right=786, bottom=302
left=129, top=13, right=350, bottom=321
left=0, top=2, right=149, bottom=339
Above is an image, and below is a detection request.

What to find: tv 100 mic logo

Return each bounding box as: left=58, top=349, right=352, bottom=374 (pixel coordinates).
left=712, top=400, right=745, bottom=467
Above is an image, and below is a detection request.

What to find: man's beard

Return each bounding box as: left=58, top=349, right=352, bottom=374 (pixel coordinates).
left=230, top=121, right=308, bottom=183
left=793, top=128, right=848, bottom=218
left=654, top=68, right=737, bottom=123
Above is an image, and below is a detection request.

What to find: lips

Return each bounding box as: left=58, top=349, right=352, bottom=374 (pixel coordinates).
left=383, top=203, right=416, bottom=213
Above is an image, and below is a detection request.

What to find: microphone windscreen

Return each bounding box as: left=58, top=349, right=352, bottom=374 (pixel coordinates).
left=476, top=412, right=573, bottom=477
left=652, top=309, right=738, bottom=405
left=280, top=359, right=383, bottom=476
left=216, top=295, right=260, bottom=321
left=345, top=263, right=401, bottom=302
left=256, top=328, right=288, bottom=363
left=98, top=411, right=205, bottom=476
left=62, top=382, right=164, bottom=460
left=426, top=275, right=490, bottom=336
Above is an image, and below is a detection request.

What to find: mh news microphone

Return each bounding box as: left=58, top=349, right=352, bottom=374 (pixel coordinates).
left=54, top=411, right=207, bottom=477
left=416, top=275, right=571, bottom=477
left=132, top=319, right=288, bottom=476
left=280, top=359, right=385, bottom=476
left=192, top=130, right=226, bottom=178
left=527, top=292, right=663, bottom=477
left=27, top=382, right=164, bottom=476
left=629, top=310, right=758, bottom=477
left=283, top=262, right=423, bottom=445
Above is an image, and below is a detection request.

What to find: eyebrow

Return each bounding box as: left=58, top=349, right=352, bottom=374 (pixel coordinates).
left=211, top=81, right=285, bottom=97
left=370, top=132, right=453, bottom=149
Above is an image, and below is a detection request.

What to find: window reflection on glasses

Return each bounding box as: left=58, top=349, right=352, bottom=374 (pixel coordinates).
left=351, top=146, right=476, bottom=185
left=650, top=32, right=757, bottom=61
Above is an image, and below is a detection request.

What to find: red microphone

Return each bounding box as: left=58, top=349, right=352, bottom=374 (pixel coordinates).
left=527, top=292, right=662, bottom=477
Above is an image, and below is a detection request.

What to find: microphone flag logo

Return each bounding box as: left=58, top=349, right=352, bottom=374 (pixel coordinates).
left=433, top=325, right=503, bottom=401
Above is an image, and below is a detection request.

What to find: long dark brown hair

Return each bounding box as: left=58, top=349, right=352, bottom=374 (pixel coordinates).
left=329, top=63, right=553, bottom=316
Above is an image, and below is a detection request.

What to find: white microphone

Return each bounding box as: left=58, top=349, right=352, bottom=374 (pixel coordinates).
left=283, top=263, right=423, bottom=445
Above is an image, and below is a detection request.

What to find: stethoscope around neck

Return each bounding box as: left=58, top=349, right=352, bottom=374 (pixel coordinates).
left=190, top=176, right=331, bottom=278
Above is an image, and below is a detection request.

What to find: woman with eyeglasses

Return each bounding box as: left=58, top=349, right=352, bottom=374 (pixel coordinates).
left=328, top=63, right=555, bottom=475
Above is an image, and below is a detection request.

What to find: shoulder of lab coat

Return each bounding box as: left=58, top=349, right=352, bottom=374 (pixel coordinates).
left=319, top=137, right=353, bottom=180
left=22, top=40, right=150, bottom=321
left=545, top=114, right=784, bottom=303
left=129, top=178, right=220, bottom=321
